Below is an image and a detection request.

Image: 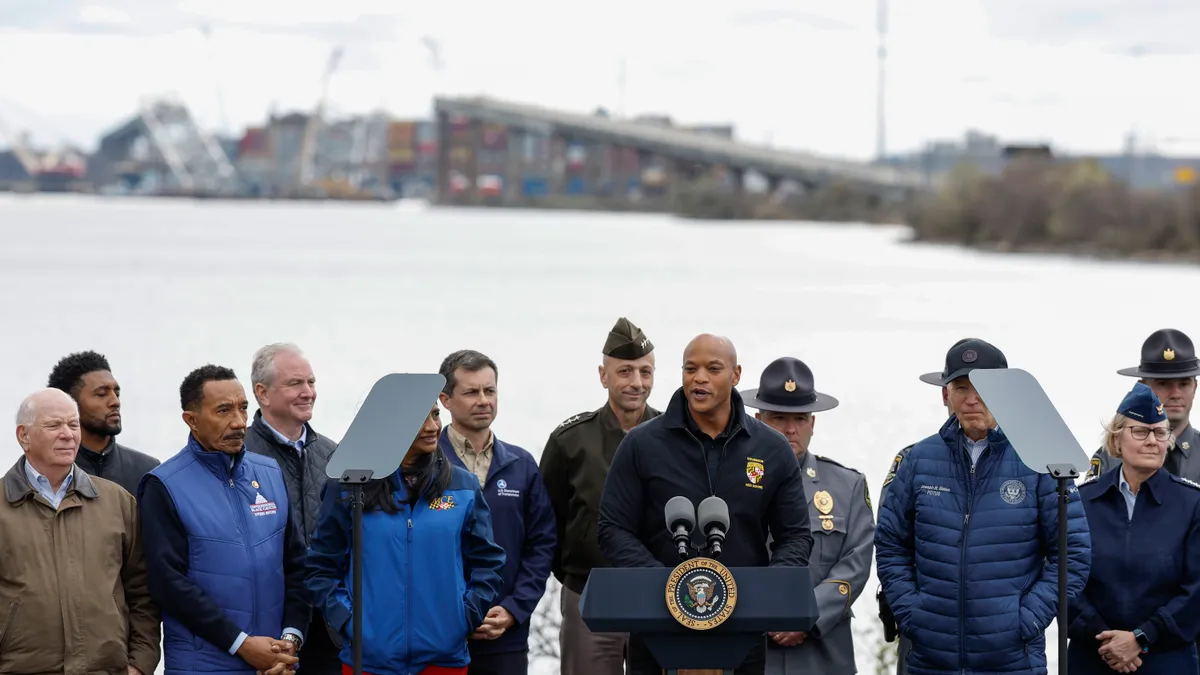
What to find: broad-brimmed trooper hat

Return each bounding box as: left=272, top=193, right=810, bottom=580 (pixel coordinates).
left=1116, top=328, right=1200, bottom=379
left=742, top=357, right=839, bottom=414
left=919, top=338, right=1008, bottom=386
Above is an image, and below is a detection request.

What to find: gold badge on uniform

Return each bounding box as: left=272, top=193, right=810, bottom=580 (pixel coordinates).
left=838, top=583, right=850, bottom=595
left=821, top=519, right=834, bottom=531
left=1165, top=348, right=1176, bottom=361
left=806, top=467, right=816, bottom=478
left=251, top=480, right=260, bottom=489
left=784, top=379, right=797, bottom=392
left=814, top=490, right=833, bottom=515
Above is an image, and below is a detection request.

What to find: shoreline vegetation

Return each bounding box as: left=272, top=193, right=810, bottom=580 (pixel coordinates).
left=901, top=158, right=1200, bottom=264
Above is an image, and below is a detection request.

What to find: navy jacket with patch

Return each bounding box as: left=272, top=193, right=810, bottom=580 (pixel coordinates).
left=440, top=429, right=557, bottom=655
left=875, top=416, right=1091, bottom=675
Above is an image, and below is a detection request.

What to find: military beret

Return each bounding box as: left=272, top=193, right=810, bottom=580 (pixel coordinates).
left=603, top=317, right=654, bottom=360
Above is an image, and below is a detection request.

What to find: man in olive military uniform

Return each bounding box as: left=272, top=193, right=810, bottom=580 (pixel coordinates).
left=742, top=357, right=875, bottom=675
left=1086, top=328, right=1200, bottom=483
left=538, top=317, right=659, bottom=675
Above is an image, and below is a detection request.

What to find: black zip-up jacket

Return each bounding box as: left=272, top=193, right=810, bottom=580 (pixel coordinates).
left=243, top=410, right=338, bottom=546
left=74, top=439, right=160, bottom=497
left=597, top=387, right=813, bottom=569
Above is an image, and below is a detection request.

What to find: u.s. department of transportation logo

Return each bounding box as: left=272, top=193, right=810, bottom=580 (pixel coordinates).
left=665, top=557, right=738, bottom=630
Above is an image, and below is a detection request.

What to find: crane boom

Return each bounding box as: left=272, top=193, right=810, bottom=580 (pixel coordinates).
left=296, top=46, right=343, bottom=191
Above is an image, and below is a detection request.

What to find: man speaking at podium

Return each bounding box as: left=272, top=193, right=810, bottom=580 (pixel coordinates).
left=597, top=334, right=814, bottom=675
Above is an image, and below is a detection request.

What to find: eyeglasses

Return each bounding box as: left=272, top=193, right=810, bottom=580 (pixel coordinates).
left=1127, top=426, right=1170, bottom=441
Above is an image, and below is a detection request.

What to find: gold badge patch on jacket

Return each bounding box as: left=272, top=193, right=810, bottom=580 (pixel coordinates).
left=814, top=490, right=834, bottom=530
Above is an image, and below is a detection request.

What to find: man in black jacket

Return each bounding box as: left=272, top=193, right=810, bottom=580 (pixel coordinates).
left=597, top=334, right=814, bottom=675
left=48, top=350, right=159, bottom=495
left=244, top=342, right=339, bottom=674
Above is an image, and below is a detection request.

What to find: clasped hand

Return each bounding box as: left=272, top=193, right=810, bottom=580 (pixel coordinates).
left=1096, top=630, right=1142, bottom=673
left=236, top=635, right=299, bottom=675
left=471, top=606, right=515, bottom=640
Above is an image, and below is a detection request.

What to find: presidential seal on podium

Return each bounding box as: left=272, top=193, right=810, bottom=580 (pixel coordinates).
left=665, top=557, right=738, bottom=630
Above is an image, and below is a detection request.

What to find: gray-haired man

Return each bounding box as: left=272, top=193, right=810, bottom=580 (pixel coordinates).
left=244, top=342, right=339, bottom=673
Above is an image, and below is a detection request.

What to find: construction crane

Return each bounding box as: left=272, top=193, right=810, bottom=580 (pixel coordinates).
left=295, top=46, right=343, bottom=193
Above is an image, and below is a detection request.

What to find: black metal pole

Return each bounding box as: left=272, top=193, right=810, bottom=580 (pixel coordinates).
left=1057, top=476, right=1068, bottom=675
left=351, top=481, right=364, bottom=675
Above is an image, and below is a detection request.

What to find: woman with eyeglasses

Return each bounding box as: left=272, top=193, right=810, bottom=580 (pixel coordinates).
left=1068, top=382, right=1200, bottom=674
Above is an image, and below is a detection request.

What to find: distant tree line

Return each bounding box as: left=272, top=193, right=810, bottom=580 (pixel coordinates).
left=903, top=158, right=1200, bottom=261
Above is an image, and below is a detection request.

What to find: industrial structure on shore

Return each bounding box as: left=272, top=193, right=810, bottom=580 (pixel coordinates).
left=2, top=95, right=1197, bottom=205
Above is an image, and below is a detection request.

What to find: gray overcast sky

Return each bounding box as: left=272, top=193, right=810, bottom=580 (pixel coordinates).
left=1, top=0, right=1198, bottom=159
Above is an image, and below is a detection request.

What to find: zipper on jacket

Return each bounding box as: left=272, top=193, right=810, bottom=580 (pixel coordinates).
left=405, top=503, right=414, bottom=674
left=958, top=439, right=976, bottom=669
left=229, top=467, right=259, bottom=632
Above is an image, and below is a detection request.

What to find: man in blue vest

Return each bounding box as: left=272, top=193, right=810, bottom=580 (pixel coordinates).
left=139, top=364, right=311, bottom=675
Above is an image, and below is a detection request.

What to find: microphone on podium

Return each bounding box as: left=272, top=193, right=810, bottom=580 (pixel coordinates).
left=664, top=496, right=697, bottom=560
left=697, top=496, right=730, bottom=559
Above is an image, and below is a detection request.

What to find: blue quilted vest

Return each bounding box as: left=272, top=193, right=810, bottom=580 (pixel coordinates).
left=151, top=436, right=290, bottom=675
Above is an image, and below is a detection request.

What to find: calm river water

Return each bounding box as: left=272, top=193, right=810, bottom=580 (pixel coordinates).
left=3, top=194, right=1198, bottom=673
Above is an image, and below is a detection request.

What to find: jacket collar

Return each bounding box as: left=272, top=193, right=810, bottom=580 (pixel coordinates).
left=186, top=434, right=245, bottom=479
left=598, top=402, right=659, bottom=433
left=438, top=426, right=518, bottom=485
left=661, top=386, right=753, bottom=437
left=1087, top=464, right=1168, bottom=505
left=937, top=414, right=1009, bottom=448
left=4, top=456, right=99, bottom=505
left=250, top=409, right=317, bottom=449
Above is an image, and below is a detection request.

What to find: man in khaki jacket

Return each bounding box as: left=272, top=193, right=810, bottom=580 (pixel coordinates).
left=0, top=388, right=160, bottom=675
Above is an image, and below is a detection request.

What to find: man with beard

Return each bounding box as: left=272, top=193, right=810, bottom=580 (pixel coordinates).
left=538, top=317, right=660, bottom=675
left=138, top=365, right=309, bottom=675
left=437, top=349, right=556, bottom=675
left=245, top=343, right=340, bottom=674
left=598, top=334, right=813, bottom=675
left=1086, top=328, right=1200, bottom=483
left=47, top=350, right=160, bottom=495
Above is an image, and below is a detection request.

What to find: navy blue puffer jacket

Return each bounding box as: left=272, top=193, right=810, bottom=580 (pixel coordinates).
left=875, top=417, right=1091, bottom=675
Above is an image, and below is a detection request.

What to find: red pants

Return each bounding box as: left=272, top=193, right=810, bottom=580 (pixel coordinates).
left=342, top=664, right=466, bottom=675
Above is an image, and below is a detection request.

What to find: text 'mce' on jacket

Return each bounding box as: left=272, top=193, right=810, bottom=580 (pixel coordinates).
left=875, top=416, right=1092, bottom=675
left=304, top=461, right=507, bottom=675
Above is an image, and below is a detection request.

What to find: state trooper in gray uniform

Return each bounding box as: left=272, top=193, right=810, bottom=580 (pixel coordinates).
left=742, top=356, right=875, bottom=675
left=1086, top=328, right=1200, bottom=483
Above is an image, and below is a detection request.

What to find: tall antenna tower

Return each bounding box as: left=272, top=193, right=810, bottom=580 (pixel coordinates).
left=876, top=0, right=888, bottom=161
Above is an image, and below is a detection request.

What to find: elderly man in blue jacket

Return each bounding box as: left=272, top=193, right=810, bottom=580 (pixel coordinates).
left=437, top=350, right=557, bottom=675
left=875, top=338, right=1091, bottom=675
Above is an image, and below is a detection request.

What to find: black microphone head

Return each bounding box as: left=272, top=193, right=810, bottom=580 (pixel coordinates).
left=664, top=496, right=697, bottom=532
left=697, top=496, right=730, bottom=534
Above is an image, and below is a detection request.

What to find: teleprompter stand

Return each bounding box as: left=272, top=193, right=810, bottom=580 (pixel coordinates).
left=326, top=373, right=447, bottom=675
left=580, top=565, right=818, bottom=675
left=969, top=368, right=1089, bottom=675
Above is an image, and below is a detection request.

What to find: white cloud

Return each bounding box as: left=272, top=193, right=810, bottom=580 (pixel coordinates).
left=1, top=0, right=1198, bottom=160
left=78, top=5, right=132, bottom=25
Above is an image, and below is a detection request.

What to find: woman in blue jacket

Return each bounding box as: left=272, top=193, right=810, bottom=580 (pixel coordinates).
left=1068, top=383, right=1200, bottom=675
left=305, top=403, right=507, bottom=675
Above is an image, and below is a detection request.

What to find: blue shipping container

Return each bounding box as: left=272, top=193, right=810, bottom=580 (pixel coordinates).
left=522, top=176, right=548, bottom=197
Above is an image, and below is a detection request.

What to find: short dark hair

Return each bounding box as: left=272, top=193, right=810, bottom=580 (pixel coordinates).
left=47, top=350, right=113, bottom=399
left=438, top=349, right=498, bottom=396
left=180, top=364, right=238, bottom=411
